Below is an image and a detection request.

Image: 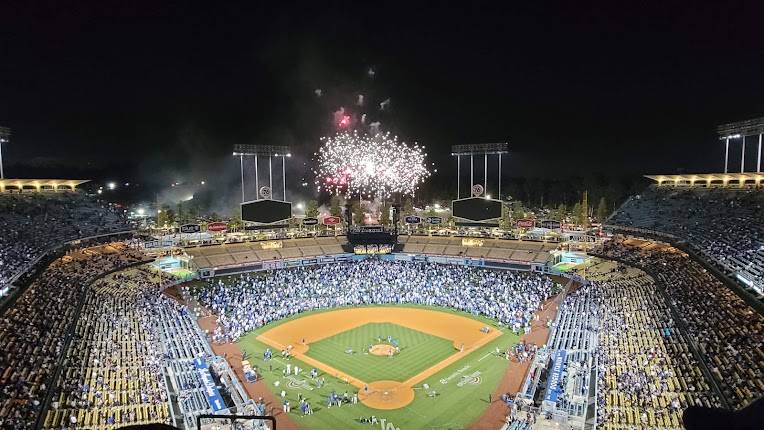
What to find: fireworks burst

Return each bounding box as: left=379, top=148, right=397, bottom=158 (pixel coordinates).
left=314, top=130, right=430, bottom=198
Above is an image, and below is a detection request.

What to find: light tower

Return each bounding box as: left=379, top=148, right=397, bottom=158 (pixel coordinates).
left=0, top=126, right=10, bottom=179
left=232, top=144, right=292, bottom=226
left=450, top=142, right=509, bottom=226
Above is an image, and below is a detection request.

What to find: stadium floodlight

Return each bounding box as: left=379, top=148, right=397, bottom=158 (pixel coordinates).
left=0, top=126, right=11, bottom=179
left=107, top=182, right=116, bottom=190
left=232, top=144, right=290, bottom=157
left=717, top=117, right=764, bottom=137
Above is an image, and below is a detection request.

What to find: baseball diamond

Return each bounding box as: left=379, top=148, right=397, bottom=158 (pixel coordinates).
left=233, top=303, right=529, bottom=430
left=256, top=307, right=502, bottom=409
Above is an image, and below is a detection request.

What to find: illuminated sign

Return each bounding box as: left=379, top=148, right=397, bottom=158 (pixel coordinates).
left=323, top=216, right=342, bottom=225
left=405, top=215, right=421, bottom=224
left=461, top=238, right=484, bottom=247
left=207, top=222, right=227, bottom=232
left=516, top=219, right=535, bottom=229
left=260, top=240, right=283, bottom=249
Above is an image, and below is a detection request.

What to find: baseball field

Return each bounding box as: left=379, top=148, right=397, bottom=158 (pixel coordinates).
left=238, top=304, right=520, bottom=429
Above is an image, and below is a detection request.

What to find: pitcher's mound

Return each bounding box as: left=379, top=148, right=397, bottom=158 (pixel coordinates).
left=369, top=344, right=396, bottom=356
left=359, top=380, right=415, bottom=409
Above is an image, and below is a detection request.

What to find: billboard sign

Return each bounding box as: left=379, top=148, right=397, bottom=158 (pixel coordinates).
left=180, top=224, right=201, bottom=234
left=241, top=199, right=291, bottom=224
left=516, top=219, right=535, bottom=229
left=404, top=215, right=421, bottom=224
left=302, top=217, right=319, bottom=226
left=206, top=222, right=227, bottom=232
left=540, top=220, right=562, bottom=230
left=323, top=216, right=341, bottom=225
left=426, top=216, right=443, bottom=225
left=451, top=197, right=502, bottom=222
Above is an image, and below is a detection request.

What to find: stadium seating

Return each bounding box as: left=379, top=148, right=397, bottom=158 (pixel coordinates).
left=607, top=187, right=764, bottom=292
left=598, top=238, right=764, bottom=411
left=0, top=193, right=131, bottom=294
left=588, top=262, right=720, bottom=428
left=0, top=245, right=145, bottom=430
left=42, top=264, right=254, bottom=430
left=185, top=236, right=555, bottom=273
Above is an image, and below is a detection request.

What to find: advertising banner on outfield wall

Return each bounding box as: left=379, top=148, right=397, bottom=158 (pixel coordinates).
left=180, top=223, right=201, bottom=234
left=540, top=220, right=561, bottom=230
left=323, top=216, right=341, bottom=225
left=405, top=215, right=421, bottom=224
left=206, top=222, right=227, bottom=232
left=516, top=219, right=535, bottom=229
left=302, top=217, right=319, bottom=226
left=426, top=216, right=443, bottom=224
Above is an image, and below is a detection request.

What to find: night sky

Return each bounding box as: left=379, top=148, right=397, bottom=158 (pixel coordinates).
left=2, top=1, right=764, bottom=193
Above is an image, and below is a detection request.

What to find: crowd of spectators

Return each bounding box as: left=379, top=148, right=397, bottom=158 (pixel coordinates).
left=607, top=187, right=764, bottom=291
left=189, top=259, right=559, bottom=343
left=43, top=264, right=251, bottom=429
left=580, top=260, right=720, bottom=428
left=44, top=267, right=171, bottom=429
left=599, top=238, right=764, bottom=411
left=0, top=193, right=131, bottom=293
left=0, top=245, right=145, bottom=430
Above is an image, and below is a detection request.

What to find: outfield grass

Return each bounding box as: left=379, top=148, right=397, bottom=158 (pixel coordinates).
left=238, top=304, right=519, bottom=430
left=305, top=322, right=456, bottom=382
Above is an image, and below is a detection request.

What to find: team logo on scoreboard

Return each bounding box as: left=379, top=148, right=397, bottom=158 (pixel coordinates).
left=259, top=186, right=272, bottom=199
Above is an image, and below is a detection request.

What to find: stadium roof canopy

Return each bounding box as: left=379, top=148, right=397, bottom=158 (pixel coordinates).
left=645, top=173, right=764, bottom=186
left=0, top=178, right=90, bottom=192
left=717, top=117, right=764, bottom=138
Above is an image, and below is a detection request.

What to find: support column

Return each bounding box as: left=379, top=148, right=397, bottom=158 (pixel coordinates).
left=724, top=138, right=729, bottom=173
left=470, top=155, right=474, bottom=190
left=758, top=134, right=762, bottom=173
left=282, top=156, right=286, bottom=201
left=254, top=155, right=259, bottom=197
left=484, top=153, right=488, bottom=195
left=239, top=155, right=245, bottom=202
left=268, top=156, right=273, bottom=193
left=457, top=155, right=461, bottom=199
left=741, top=135, right=746, bottom=173
left=498, top=153, right=502, bottom=200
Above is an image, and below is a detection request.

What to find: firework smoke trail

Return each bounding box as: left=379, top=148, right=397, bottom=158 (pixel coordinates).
left=314, top=130, right=430, bottom=199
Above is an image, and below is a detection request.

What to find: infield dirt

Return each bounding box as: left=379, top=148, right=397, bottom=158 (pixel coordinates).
left=256, top=307, right=502, bottom=409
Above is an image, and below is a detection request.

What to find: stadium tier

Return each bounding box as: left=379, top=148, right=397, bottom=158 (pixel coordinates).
left=184, top=236, right=555, bottom=275
left=0, top=193, right=132, bottom=297
left=606, top=186, right=764, bottom=294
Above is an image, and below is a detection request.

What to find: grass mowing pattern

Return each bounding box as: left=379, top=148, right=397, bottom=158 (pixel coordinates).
left=305, top=322, right=456, bottom=382
left=238, top=304, right=520, bottom=430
